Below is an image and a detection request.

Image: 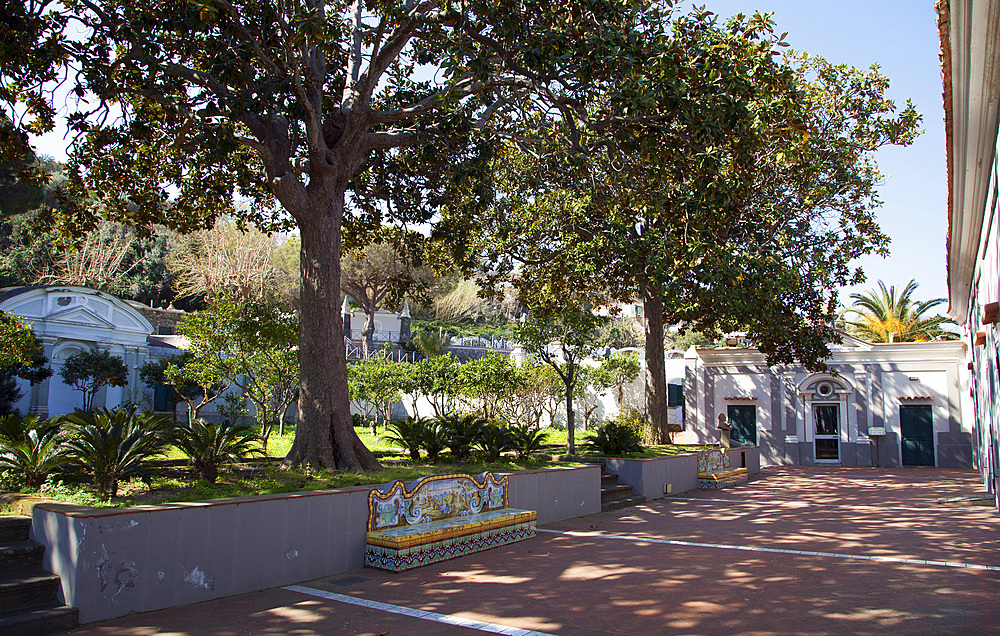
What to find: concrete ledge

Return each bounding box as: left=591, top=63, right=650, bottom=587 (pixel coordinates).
left=605, top=447, right=760, bottom=500
left=28, top=464, right=603, bottom=624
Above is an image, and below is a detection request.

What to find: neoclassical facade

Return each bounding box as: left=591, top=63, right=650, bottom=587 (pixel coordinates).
left=0, top=285, right=172, bottom=416
left=683, top=336, right=972, bottom=468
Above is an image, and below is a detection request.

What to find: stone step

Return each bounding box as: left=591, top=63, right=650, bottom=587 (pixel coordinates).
left=0, top=541, right=46, bottom=573
left=600, top=473, right=619, bottom=487
left=601, top=495, right=647, bottom=513
left=0, top=517, right=32, bottom=543
left=0, top=572, right=63, bottom=614
left=600, top=484, right=635, bottom=502
left=0, top=605, right=79, bottom=636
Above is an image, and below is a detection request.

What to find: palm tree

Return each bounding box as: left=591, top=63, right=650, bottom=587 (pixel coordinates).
left=843, top=280, right=955, bottom=343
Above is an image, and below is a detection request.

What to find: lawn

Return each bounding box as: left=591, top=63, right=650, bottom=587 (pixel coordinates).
left=2, top=423, right=705, bottom=512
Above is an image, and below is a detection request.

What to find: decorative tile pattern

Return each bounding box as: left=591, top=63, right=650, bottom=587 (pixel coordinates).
left=368, top=472, right=509, bottom=532
left=697, top=449, right=748, bottom=489
left=365, top=521, right=537, bottom=572
left=365, top=471, right=537, bottom=571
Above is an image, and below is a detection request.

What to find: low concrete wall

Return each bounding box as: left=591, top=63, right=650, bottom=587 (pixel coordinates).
left=505, top=464, right=602, bottom=524
left=30, top=465, right=602, bottom=624
left=605, top=447, right=761, bottom=500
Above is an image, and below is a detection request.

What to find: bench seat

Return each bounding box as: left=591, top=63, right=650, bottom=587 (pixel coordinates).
left=364, top=472, right=537, bottom=572
left=697, top=467, right=749, bottom=489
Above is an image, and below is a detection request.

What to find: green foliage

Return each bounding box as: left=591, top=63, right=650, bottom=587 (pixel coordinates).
left=60, top=407, right=173, bottom=497
left=349, top=353, right=407, bottom=427
left=515, top=301, right=603, bottom=453
left=475, top=423, right=513, bottom=462
left=455, top=352, right=521, bottom=420
left=436, top=413, right=486, bottom=460
left=671, top=329, right=717, bottom=351
left=405, top=354, right=463, bottom=417
left=408, top=331, right=453, bottom=357
left=58, top=349, right=128, bottom=411
left=0, top=311, right=38, bottom=369
left=418, top=420, right=449, bottom=462
left=589, top=418, right=644, bottom=457
left=507, top=423, right=549, bottom=460
left=411, top=316, right=515, bottom=339
left=139, top=352, right=228, bottom=422
left=843, top=280, right=956, bottom=343
left=0, top=417, right=67, bottom=488
left=171, top=419, right=262, bottom=483
left=382, top=417, right=428, bottom=461
left=0, top=315, right=51, bottom=415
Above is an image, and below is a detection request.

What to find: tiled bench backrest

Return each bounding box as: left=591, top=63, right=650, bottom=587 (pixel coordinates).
left=367, top=472, right=509, bottom=532
left=698, top=449, right=732, bottom=473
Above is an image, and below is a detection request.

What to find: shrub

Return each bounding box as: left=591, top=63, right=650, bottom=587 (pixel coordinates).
left=589, top=419, right=643, bottom=456
left=382, top=417, right=427, bottom=461
left=508, top=423, right=549, bottom=459
left=0, top=417, right=68, bottom=488
left=437, top=413, right=485, bottom=460
left=173, top=419, right=262, bottom=482
left=61, top=407, right=173, bottom=497
left=475, top=422, right=513, bottom=462
left=419, top=420, right=449, bottom=462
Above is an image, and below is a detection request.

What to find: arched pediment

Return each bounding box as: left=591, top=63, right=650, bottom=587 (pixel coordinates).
left=0, top=285, right=154, bottom=343
left=797, top=373, right=856, bottom=397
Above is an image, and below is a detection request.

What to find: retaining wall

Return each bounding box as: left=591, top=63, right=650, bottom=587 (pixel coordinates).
left=605, top=446, right=761, bottom=500
left=29, top=464, right=602, bottom=623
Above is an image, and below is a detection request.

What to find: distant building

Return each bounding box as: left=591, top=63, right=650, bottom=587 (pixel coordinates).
left=683, top=336, right=972, bottom=468
left=0, top=285, right=170, bottom=416
left=939, top=0, right=1000, bottom=510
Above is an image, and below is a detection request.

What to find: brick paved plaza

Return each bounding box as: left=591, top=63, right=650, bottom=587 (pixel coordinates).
left=68, top=467, right=1000, bottom=635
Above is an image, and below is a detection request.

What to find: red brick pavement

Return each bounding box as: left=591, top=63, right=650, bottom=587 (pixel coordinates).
left=68, top=466, right=1000, bottom=635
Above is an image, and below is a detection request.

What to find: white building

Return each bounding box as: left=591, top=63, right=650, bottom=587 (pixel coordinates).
left=940, top=0, right=1000, bottom=508
left=683, top=335, right=972, bottom=468
left=0, top=285, right=160, bottom=416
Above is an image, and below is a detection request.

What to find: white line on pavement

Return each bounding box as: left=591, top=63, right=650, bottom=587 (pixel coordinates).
left=536, top=529, right=1000, bottom=572
left=670, top=496, right=989, bottom=514
left=283, top=584, right=558, bottom=636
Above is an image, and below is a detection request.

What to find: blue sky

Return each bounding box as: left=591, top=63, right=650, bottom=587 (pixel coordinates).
left=709, top=1, right=949, bottom=306
left=31, top=2, right=949, bottom=307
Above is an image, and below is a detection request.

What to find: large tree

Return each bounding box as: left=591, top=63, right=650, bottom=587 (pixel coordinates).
left=2, top=0, right=649, bottom=469
left=466, top=12, right=921, bottom=441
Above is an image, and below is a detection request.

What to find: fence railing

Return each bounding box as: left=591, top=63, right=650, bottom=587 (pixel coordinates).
left=346, top=331, right=516, bottom=351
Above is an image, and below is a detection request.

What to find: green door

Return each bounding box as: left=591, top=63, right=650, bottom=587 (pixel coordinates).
left=900, top=405, right=934, bottom=466
left=727, top=405, right=757, bottom=446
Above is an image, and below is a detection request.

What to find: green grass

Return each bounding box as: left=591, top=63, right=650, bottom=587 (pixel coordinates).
left=8, top=454, right=575, bottom=509
left=2, top=422, right=703, bottom=510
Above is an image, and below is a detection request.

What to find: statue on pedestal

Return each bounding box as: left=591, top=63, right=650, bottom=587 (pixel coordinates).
left=717, top=413, right=733, bottom=449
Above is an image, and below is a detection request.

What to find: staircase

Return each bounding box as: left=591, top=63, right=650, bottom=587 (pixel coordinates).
left=0, top=516, right=78, bottom=635
left=600, top=469, right=646, bottom=512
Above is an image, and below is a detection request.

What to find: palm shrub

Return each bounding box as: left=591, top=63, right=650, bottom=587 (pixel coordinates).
left=61, top=407, right=173, bottom=497
left=419, top=420, right=449, bottom=462
left=172, top=418, right=262, bottom=482
left=475, top=422, right=513, bottom=462
left=437, top=413, right=484, bottom=460
left=0, top=417, right=68, bottom=488
left=589, top=418, right=643, bottom=456
left=508, top=423, right=549, bottom=460
left=382, top=417, right=427, bottom=461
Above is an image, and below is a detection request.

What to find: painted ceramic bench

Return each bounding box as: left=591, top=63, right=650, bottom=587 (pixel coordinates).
left=364, top=472, right=537, bottom=572
left=697, top=449, right=749, bottom=489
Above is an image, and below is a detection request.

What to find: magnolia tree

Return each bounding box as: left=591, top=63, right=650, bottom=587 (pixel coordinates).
left=469, top=13, right=921, bottom=442
left=3, top=0, right=655, bottom=471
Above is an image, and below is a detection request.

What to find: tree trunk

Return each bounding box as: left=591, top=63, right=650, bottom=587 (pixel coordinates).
left=282, top=189, right=380, bottom=471
left=361, top=305, right=376, bottom=357
left=641, top=281, right=669, bottom=444
left=565, top=382, right=575, bottom=454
